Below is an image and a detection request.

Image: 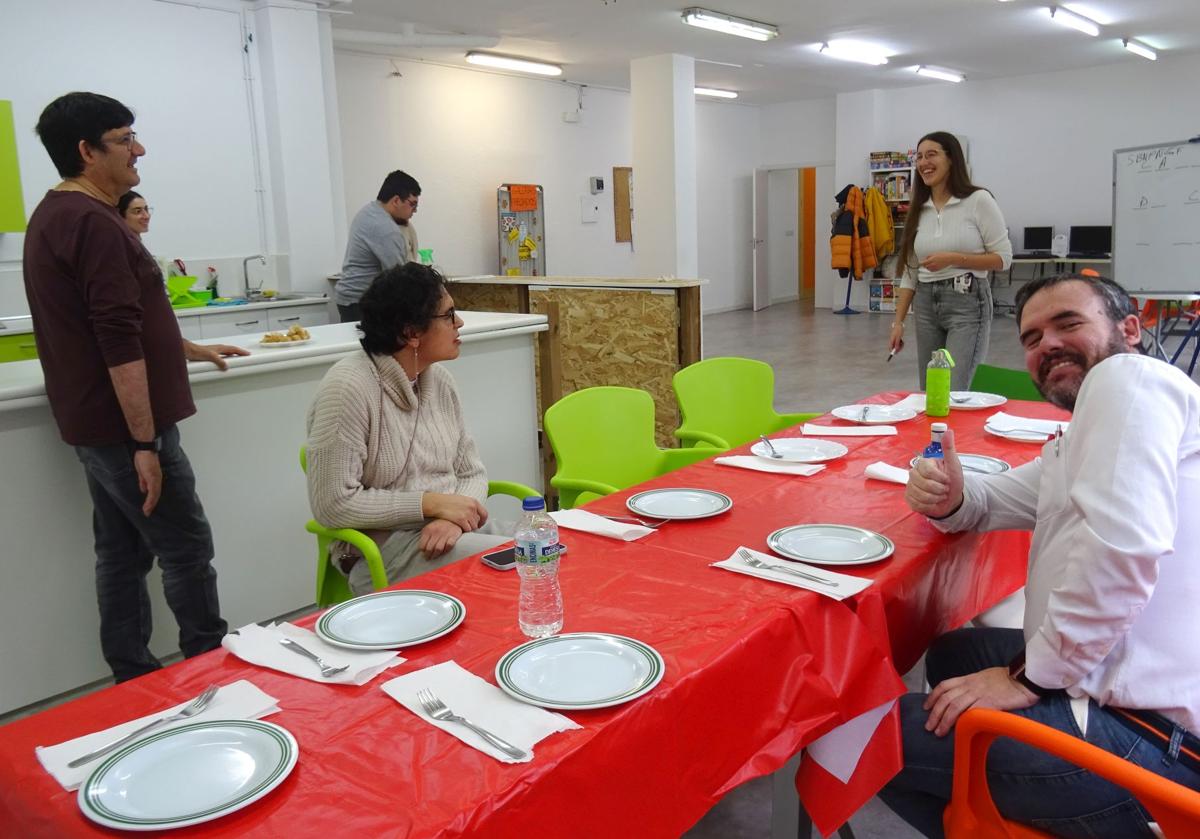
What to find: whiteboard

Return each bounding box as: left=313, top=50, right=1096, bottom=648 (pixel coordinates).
left=1112, top=140, right=1200, bottom=294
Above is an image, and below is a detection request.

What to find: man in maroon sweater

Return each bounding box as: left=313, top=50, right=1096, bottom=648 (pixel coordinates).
left=23, top=92, right=247, bottom=682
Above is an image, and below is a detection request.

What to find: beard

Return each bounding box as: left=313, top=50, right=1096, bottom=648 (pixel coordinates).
left=1033, top=329, right=1131, bottom=411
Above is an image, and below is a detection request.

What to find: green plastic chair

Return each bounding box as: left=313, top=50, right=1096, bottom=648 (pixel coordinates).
left=300, top=446, right=537, bottom=607
left=969, top=363, right=1045, bottom=402
left=672, top=357, right=822, bottom=450
left=543, top=386, right=714, bottom=509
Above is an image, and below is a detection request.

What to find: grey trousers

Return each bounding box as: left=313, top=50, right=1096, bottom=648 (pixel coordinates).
left=913, top=276, right=993, bottom=391
left=345, top=528, right=510, bottom=596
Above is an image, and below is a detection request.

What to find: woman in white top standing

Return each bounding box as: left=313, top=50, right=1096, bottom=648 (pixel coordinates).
left=888, top=131, right=1012, bottom=390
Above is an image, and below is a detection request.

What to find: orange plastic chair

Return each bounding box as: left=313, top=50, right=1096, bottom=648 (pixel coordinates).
left=944, top=708, right=1200, bottom=838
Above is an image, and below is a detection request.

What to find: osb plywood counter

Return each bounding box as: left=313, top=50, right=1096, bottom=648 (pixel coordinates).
left=447, top=276, right=704, bottom=446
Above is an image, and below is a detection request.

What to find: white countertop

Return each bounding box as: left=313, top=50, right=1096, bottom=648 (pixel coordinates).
left=0, top=311, right=547, bottom=406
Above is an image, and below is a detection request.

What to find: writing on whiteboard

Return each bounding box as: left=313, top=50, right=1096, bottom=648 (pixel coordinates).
left=1124, top=146, right=1184, bottom=171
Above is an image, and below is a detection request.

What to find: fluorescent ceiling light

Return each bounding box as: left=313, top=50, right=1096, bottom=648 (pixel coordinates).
left=1046, top=6, right=1100, bottom=37
left=915, top=65, right=965, bottom=83
left=682, top=8, right=778, bottom=42
left=818, top=42, right=889, bottom=66
left=1123, top=38, right=1157, bottom=60
left=465, top=51, right=562, bottom=76
left=695, top=87, right=738, bottom=99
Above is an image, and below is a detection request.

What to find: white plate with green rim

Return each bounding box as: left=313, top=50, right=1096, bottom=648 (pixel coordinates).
left=626, top=488, right=732, bottom=520
left=750, top=438, right=849, bottom=463
left=495, top=632, right=665, bottom=710
left=949, top=391, right=1008, bottom=410
left=78, top=720, right=297, bottom=831
left=767, top=523, right=895, bottom=566
left=831, top=404, right=918, bottom=424
left=909, top=453, right=1011, bottom=474
left=315, top=589, right=465, bottom=650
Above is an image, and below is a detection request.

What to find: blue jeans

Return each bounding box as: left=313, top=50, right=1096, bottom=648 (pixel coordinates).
left=74, top=425, right=227, bottom=683
left=879, top=628, right=1200, bottom=838
left=913, top=277, right=993, bottom=391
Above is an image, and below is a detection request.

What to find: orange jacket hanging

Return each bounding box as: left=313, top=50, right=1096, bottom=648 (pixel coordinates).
left=830, top=184, right=878, bottom=279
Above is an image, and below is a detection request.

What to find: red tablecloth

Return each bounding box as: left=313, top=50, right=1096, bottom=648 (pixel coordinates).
left=0, top=394, right=1067, bottom=838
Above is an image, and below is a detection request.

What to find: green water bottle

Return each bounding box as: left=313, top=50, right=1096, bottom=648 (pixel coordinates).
left=926, top=348, right=955, bottom=417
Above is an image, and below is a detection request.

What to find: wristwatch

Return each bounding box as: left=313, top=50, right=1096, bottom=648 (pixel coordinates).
left=1008, top=649, right=1052, bottom=697
left=131, top=437, right=161, bottom=453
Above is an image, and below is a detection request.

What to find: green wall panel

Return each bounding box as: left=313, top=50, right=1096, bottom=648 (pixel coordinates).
left=0, top=100, right=27, bottom=233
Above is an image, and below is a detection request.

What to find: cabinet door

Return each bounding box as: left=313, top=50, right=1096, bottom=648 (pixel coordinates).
left=267, top=305, right=329, bottom=331
left=176, top=315, right=203, bottom=340
left=198, top=310, right=268, bottom=340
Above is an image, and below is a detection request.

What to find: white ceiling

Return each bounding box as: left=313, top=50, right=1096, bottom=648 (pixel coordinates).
left=331, top=0, right=1199, bottom=104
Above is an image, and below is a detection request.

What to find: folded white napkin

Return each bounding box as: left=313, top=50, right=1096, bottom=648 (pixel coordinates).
left=712, top=546, right=873, bottom=602
left=804, top=699, right=896, bottom=783
left=36, top=679, right=280, bottom=791
left=382, top=660, right=580, bottom=763
left=802, top=423, right=898, bottom=437
left=550, top=508, right=654, bottom=541
left=865, top=461, right=910, bottom=485
left=715, top=455, right=825, bottom=477
left=890, top=393, right=927, bottom=412
left=222, top=621, right=405, bottom=685
left=986, top=411, right=1068, bottom=437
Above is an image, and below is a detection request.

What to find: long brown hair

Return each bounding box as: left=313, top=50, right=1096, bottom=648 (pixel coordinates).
left=895, top=131, right=985, bottom=274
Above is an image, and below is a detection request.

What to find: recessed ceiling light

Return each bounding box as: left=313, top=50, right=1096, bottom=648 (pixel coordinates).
left=695, top=87, right=738, bottom=99
left=1046, top=6, right=1100, bottom=37
left=1123, top=38, right=1157, bottom=60
left=915, top=65, right=965, bottom=83
left=818, top=42, right=890, bottom=66
left=465, top=51, right=563, bottom=76
left=682, top=8, right=778, bottom=42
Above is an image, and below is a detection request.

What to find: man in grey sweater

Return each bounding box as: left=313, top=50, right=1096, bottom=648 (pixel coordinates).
left=337, top=170, right=421, bottom=322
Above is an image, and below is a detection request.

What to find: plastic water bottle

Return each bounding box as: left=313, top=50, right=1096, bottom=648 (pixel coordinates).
left=514, top=496, right=563, bottom=638
left=923, top=422, right=948, bottom=460
left=925, top=348, right=955, bottom=417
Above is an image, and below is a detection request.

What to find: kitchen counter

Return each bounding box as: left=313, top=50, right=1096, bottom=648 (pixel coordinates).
left=0, top=311, right=547, bottom=714
left=450, top=274, right=704, bottom=289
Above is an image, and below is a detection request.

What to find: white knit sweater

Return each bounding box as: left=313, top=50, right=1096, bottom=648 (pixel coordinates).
left=305, top=350, right=487, bottom=545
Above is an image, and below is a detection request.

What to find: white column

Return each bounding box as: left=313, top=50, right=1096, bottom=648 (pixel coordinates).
left=630, top=54, right=698, bottom=278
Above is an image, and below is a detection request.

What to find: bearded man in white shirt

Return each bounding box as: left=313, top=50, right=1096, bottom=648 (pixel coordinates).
left=880, top=274, right=1200, bottom=838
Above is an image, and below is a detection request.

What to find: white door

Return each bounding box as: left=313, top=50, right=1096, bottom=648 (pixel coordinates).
left=752, top=168, right=768, bottom=311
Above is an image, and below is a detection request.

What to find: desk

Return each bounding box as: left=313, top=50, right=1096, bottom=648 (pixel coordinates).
left=997, top=258, right=1113, bottom=315
left=0, top=395, right=1065, bottom=837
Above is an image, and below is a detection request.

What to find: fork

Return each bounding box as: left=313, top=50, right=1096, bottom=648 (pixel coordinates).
left=279, top=637, right=350, bottom=678
left=68, top=684, right=220, bottom=768
left=860, top=405, right=870, bottom=422
left=758, top=434, right=783, bottom=458
left=738, top=548, right=839, bottom=588
left=598, top=514, right=664, bottom=529
left=416, top=689, right=528, bottom=759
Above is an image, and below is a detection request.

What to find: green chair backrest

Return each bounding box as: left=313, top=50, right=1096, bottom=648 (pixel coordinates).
left=543, top=386, right=666, bottom=505
left=969, top=363, right=1045, bottom=402
left=672, top=357, right=793, bottom=448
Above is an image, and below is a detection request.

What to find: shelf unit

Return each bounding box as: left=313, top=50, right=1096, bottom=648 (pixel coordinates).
left=867, top=151, right=915, bottom=313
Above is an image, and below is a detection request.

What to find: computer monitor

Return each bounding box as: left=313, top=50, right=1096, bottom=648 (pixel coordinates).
left=1023, top=226, right=1052, bottom=250
left=1069, top=225, right=1112, bottom=255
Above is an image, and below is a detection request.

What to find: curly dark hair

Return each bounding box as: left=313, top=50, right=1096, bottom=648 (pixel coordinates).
left=358, top=262, right=447, bottom=356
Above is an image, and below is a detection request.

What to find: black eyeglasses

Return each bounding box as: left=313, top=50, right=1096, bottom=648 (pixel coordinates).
left=433, top=306, right=457, bottom=323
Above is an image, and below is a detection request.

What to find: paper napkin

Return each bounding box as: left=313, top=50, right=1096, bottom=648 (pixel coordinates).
left=986, top=411, right=1069, bottom=437
left=890, top=393, right=927, bottom=412
left=864, top=462, right=910, bottom=485
left=805, top=700, right=896, bottom=783
left=222, top=621, right=405, bottom=685
left=802, top=423, right=898, bottom=437
left=715, top=455, right=825, bottom=477
left=712, top=546, right=873, bottom=602
left=550, top=508, right=654, bottom=541
left=36, top=679, right=281, bottom=791
left=383, top=661, right=580, bottom=763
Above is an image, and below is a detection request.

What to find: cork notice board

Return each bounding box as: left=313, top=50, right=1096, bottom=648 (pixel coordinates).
left=613, top=166, right=632, bottom=243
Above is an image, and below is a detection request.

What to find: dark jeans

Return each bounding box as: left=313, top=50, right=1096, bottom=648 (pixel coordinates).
left=337, top=302, right=361, bottom=323
left=913, top=276, right=993, bottom=391
left=879, top=628, right=1200, bottom=838
left=74, top=425, right=227, bottom=683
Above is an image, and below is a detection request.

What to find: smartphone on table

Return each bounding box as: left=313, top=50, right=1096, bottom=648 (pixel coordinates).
left=480, top=544, right=567, bottom=571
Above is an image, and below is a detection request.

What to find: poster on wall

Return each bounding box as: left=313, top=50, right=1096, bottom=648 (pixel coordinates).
left=509, top=184, right=538, bottom=212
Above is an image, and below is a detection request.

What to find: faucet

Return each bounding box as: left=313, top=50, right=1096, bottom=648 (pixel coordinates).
left=243, top=255, right=266, bottom=299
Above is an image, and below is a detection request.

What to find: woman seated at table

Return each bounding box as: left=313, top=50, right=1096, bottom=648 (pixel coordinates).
left=305, top=262, right=509, bottom=595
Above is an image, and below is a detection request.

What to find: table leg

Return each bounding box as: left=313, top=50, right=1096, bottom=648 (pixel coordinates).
left=770, top=752, right=808, bottom=838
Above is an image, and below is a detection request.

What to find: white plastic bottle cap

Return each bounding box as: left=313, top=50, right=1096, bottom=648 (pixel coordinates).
left=931, top=422, right=948, bottom=433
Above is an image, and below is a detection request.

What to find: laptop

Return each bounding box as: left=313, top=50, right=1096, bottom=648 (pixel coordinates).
left=1014, top=226, right=1053, bottom=259
left=1067, top=225, right=1112, bottom=259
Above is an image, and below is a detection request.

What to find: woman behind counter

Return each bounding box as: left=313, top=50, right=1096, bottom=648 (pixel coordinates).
left=888, top=131, right=1012, bottom=390
left=305, top=262, right=509, bottom=595
left=117, top=190, right=151, bottom=238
